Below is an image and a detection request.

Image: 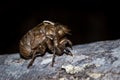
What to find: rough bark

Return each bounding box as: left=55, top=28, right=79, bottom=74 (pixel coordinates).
left=0, top=39, right=120, bottom=80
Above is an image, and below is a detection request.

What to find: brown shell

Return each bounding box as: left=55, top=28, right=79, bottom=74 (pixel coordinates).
left=19, top=20, right=72, bottom=68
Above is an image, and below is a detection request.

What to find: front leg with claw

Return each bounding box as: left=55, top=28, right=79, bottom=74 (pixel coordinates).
left=57, top=38, right=73, bottom=56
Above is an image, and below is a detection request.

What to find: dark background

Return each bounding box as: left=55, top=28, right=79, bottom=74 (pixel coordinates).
left=0, top=1, right=119, bottom=54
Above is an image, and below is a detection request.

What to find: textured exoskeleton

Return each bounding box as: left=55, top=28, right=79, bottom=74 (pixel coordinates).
left=19, top=20, right=73, bottom=68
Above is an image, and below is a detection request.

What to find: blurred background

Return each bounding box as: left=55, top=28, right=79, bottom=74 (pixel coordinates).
left=0, top=1, right=119, bottom=54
